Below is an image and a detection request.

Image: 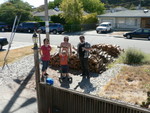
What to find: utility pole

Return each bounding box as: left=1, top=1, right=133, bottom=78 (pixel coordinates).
left=44, top=0, right=50, bottom=40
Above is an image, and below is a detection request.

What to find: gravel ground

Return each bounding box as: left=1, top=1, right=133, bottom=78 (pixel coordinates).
left=0, top=55, right=35, bottom=86
left=0, top=54, right=123, bottom=96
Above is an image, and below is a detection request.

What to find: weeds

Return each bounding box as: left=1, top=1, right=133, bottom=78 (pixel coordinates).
left=118, top=48, right=148, bottom=64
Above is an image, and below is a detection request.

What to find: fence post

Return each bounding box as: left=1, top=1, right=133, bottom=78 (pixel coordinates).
left=32, top=32, right=41, bottom=113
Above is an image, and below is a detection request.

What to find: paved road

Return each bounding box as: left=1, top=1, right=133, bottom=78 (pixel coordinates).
left=0, top=30, right=150, bottom=53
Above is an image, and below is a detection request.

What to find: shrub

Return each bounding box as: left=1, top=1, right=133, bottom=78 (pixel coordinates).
left=82, top=13, right=98, bottom=24
left=51, top=15, right=66, bottom=24
left=118, top=48, right=145, bottom=64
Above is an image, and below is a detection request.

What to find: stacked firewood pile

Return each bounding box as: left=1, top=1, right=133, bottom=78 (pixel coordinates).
left=92, top=44, right=123, bottom=58
left=50, top=44, right=123, bottom=73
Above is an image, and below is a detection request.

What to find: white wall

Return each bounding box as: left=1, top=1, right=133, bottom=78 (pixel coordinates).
left=116, top=17, right=140, bottom=29
left=98, top=17, right=141, bottom=30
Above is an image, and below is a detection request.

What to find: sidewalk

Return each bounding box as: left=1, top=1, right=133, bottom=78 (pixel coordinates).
left=0, top=62, right=37, bottom=113
left=3, top=41, right=33, bottom=50
left=0, top=83, right=37, bottom=113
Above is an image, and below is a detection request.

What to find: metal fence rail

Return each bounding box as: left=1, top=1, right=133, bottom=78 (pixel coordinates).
left=39, top=83, right=150, bottom=113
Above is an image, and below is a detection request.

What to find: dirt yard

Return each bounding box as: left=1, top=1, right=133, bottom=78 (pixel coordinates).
left=99, top=65, right=150, bottom=108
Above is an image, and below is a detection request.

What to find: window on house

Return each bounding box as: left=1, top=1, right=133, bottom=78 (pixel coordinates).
left=118, top=18, right=125, bottom=24
left=126, top=18, right=137, bottom=26
left=135, top=19, right=137, bottom=26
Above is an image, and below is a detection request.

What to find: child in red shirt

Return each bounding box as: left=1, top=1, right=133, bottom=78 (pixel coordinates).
left=40, top=38, right=51, bottom=81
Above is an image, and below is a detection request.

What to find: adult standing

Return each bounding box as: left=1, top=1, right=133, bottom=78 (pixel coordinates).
left=73, top=36, right=91, bottom=79
left=60, top=36, right=72, bottom=56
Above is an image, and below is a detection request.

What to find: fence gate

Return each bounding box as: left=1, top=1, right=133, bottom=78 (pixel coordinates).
left=39, top=83, right=150, bottom=113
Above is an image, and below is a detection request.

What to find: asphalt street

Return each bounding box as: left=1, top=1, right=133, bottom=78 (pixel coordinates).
left=0, top=30, right=150, bottom=53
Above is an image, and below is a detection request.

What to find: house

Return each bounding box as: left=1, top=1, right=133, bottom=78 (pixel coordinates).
left=33, top=9, right=88, bottom=21
left=97, top=10, right=150, bottom=30
left=33, top=9, right=63, bottom=21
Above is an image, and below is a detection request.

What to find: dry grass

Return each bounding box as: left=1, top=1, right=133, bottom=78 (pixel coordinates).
left=0, top=46, right=34, bottom=66
left=0, top=46, right=57, bottom=66
left=99, top=65, right=150, bottom=106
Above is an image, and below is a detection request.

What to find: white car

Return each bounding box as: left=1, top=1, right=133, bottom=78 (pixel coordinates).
left=96, top=22, right=112, bottom=33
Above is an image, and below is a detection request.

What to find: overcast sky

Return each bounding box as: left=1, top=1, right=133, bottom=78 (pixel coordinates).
left=0, top=0, right=54, bottom=7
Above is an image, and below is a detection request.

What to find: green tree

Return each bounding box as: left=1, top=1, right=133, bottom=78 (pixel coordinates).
left=82, top=13, right=98, bottom=24
left=36, top=5, right=45, bottom=12
left=54, top=0, right=62, bottom=7
left=48, top=0, right=62, bottom=9
left=51, top=15, right=65, bottom=24
left=8, top=0, right=21, bottom=4
left=0, top=0, right=33, bottom=24
left=102, top=0, right=150, bottom=9
left=60, top=0, right=83, bottom=24
left=129, top=4, right=136, bottom=10
left=48, top=1, right=55, bottom=9
left=81, top=0, right=105, bottom=14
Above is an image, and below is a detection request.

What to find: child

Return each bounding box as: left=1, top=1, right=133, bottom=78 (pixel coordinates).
left=40, top=38, right=51, bottom=82
left=59, top=48, right=71, bottom=81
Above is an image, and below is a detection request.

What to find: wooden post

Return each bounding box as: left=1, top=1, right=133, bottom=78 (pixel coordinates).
left=33, top=43, right=41, bottom=113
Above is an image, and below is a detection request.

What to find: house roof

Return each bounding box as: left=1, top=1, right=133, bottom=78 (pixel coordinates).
left=98, top=10, right=150, bottom=18
left=33, top=9, right=88, bottom=17
left=33, top=9, right=63, bottom=17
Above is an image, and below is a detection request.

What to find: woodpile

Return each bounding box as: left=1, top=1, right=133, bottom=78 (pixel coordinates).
left=92, top=44, right=123, bottom=58
left=50, top=44, right=123, bottom=73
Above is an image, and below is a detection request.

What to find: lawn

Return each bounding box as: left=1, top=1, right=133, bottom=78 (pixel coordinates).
left=0, top=46, right=33, bottom=66
left=0, top=46, right=57, bottom=67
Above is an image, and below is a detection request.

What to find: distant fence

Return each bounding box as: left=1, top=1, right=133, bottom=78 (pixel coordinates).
left=64, top=24, right=96, bottom=32
left=39, top=83, right=150, bottom=113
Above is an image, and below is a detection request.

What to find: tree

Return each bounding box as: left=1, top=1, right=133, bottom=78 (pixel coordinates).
left=51, top=15, right=65, bottom=24
left=48, top=1, right=55, bottom=9
left=0, top=0, right=33, bottom=25
left=60, top=0, right=83, bottom=24
left=36, top=5, right=45, bottom=12
left=54, top=0, right=62, bottom=7
left=48, top=0, right=62, bottom=9
left=102, top=0, right=150, bottom=9
left=82, top=13, right=98, bottom=24
left=81, top=0, right=105, bottom=14
left=8, top=0, right=21, bottom=4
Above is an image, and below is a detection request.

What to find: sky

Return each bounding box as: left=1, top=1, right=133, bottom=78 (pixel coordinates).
left=0, top=0, right=54, bottom=7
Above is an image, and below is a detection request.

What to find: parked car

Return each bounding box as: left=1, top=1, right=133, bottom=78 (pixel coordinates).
left=96, top=22, right=112, bottom=33
left=16, top=22, right=40, bottom=33
left=0, top=22, right=11, bottom=32
left=39, top=23, right=64, bottom=34
left=123, top=28, right=150, bottom=40
left=0, top=37, right=8, bottom=50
